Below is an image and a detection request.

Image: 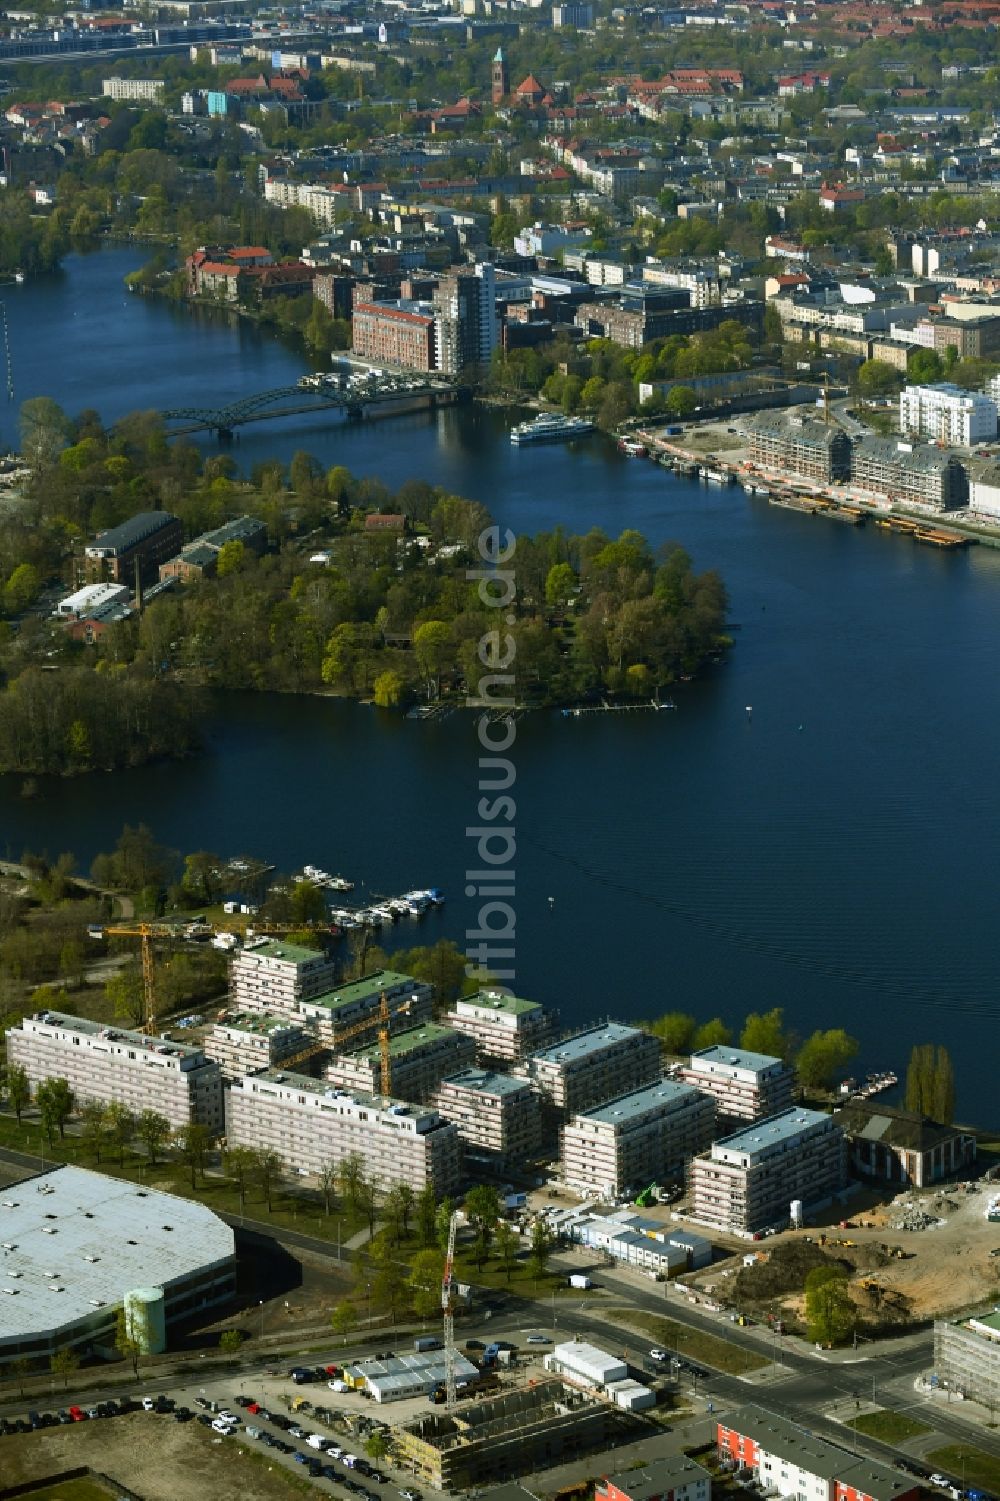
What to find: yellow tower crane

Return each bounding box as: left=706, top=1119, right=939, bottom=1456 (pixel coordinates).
left=278, top=991, right=414, bottom=1097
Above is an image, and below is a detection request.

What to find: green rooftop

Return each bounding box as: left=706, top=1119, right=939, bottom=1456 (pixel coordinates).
left=459, top=989, right=541, bottom=1016
left=302, top=968, right=425, bottom=1016
left=246, top=938, right=327, bottom=964
left=345, top=1023, right=458, bottom=1062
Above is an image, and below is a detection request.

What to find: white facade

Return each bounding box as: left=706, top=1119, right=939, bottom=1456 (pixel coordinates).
left=102, top=78, right=165, bottom=102
left=229, top=940, right=338, bottom=1019
left=969, top=467, right=1000, bottom=519
left=54, top=583, right=130, bottom=621
left=545, top=1341, right=627, bottom=1388
left=900, top=383, right=998, bottom=446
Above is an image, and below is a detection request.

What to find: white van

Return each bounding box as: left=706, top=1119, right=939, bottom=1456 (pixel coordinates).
left=307, top=1434, right=326, bottom=1449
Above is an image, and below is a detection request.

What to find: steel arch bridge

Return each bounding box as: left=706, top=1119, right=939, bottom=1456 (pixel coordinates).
left=161, top=378, right=454, bottom=434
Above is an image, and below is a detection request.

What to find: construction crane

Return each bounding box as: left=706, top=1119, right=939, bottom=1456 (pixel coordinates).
left=103, top=922, right=187, bottom=1036
left=442, top=1207, right=460, bottom=1413
left=277, top=991, right=414, bottom=1094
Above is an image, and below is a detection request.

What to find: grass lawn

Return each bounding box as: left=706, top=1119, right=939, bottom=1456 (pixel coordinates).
left=848, top=1410, right=931, bottom=1444
left=12, top=1482, right=116, bottom=1501
left=613, top=1311, right=768, bottom=1375
left=926, top=1447, right=1000, bottom=1495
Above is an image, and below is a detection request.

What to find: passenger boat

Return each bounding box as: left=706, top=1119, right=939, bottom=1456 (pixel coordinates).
left=510, top=413, right=595, bottom=446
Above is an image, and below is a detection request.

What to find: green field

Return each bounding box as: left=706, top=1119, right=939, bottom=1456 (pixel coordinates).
left=848, top=1410, right=931, bottom=1444
left=10, top=1480, right=115, bottom=1501
left=926, top=1447, right=1000, bottom=1495
left=614, top=1311, right=768, bottom=1374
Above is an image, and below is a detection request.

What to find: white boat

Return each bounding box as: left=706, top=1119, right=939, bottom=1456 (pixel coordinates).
left=702, top=466, right=734, bottom=485
left=13, top=270, right=24, bottom=285
left=510, top=413, right=595, bottom=446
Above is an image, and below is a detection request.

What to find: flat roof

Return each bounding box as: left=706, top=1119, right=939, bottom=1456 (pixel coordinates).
left=340, top=1023, right=458, bottom=1062
left=689, top=1044, right=784, bottom=1073
left=531, top=1022, right=643, bottom=1065
left=241, top=939, right=327, bottom=964
left=246, top=1069, right=438, bottom=1124
left=305, top=969, right=427, bottom=1013
left=580, top=1078, right=700, bottom=1125
left=457, top=989, right=541, bottom=1017
left=439, top=1067, right=532, bottom=1097
left=214, top=1012, right=304, bottom=1037
left=27, top=1011, right=207, bottom=1062
left=0, top=1166, right=234, bottom=1341
left=603, top=1456, right=710, bottom=1499
left=715, top=1107, right=832, bottom=1156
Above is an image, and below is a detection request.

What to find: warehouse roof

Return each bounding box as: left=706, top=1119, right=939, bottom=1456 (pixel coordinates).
left=86, top=511, right=179, bottom=555
left=0, top=1166, right=234, bottom=1341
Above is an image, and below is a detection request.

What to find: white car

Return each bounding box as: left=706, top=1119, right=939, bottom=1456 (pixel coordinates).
left=342, top=1454, right=358, bottom=1468
left=211, top=1417, right=235, bottom=1434
left=526, top=1334, right=550, bottom=1345
left=141, top=1397, right=155, bottom=1412
left=650, top=1348, right=669, bottom=1362
left=328, top=1379, right=348, bottom=1392
left=326, top=1446, right=344, bottom=1459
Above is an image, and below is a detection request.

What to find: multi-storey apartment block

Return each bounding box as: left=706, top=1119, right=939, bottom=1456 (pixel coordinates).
left=717, top=1408, right=919, bottom=1501
left=679, top=1046, right=795, bottom=1126
left=560, top=1079, right=715, bottom=1199
left=324, top=1023, right=476, bottom=1103
left=204, top=1013, right=309, bottom=1081
left=227, top=1070, right=462, bottom=1194
left=433, top=1068, right=543, bottom=1170
left=229, top=939, right=338, bottom=1018
left=516, top=1023, right=662, bottom=1122
left=297, top=970, right=434, bottom=1045
left=688, top=1108, right=846, bottom=1235
left=443, top=989, right=555, bottom=1066
left=900, top=382, right=997, bottom=446
left=851, top=437, right=967, bottom=510
left=6, top=1011, right=223, bottom=1132
left=745, top=412, right=852, bottom=484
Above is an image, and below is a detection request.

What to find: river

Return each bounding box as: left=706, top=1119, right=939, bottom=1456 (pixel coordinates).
left=2, top=246, right=998, bottom=1122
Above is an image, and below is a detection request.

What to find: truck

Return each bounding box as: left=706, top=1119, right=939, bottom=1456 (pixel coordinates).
left=414, top=1336, right=443, bottom=1353
left=568, top=1274, right=592, bottom=1290
left=665, top=425, right=683, bottom=436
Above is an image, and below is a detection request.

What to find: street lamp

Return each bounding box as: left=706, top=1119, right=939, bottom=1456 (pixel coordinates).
left=259, top=1300, right=264, bottom=1341
left=366, top=1283, right=372, bottom=1329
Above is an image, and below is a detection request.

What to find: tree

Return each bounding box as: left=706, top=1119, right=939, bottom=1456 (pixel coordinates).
left=4, top=562, right=41, bottom=615
left=496, top=1219, right=519, bottom=1283
left=136, top=1109, right=170, bottom=1166
left=796, top=1029, right=859, bottom=1091
left=908, top=347, right=943, bottom=385
left=19, top=396, right=70, bottom=469
left=545, top=562, right=577, bottom=612
left=219, top=1329, right=245, bottom=1354
left=319, top=1160, right=339, bottom=1217
left=105, top=964, right=144, bottom=1027
left=416, top=1183, right=438, bottom=1247
left=339, top=1151, right=368, bottom=1222
left=105, top=1101, right=135, bottom=1166
left=80, top=1099, right=108, bottom=1163
left=9, top=1355, right=30, bottom=1397
left=740, top=1008, right=790, bottom=1061
left=225, top=1145, right=257, bottom=1209
left=373, top=670, right=405, bottom=708
left=804, top=1267, right=856, bottom=1347
left=692, top=1017, right=732, bottom=1050
left=5, top=1063, right=29, bottom=1125
left=216, top=539, right=246, bottom=577
left=365, top=1431, right=389, bottom=1461
left=50, top=1346, right=80, bottom=1390
left=173, top=1122, right=212, bottom=1189
left=905, top=1044, right=954, bottom=1123
left=408, top=1247, right=445, bottom=1321
left=331, top=1301, right=355, bottom=1343
left=114, top=1304, right=143, bottom=1378
left=857, top=359, right=900, bottom=399
left=413, top=620, right=453, bottom=698
left=36, top=1077, right=74, bottom=1140
left=647, top=1011, right=696, bottom=1055
left=665, top=385, right=697, bottom=419
left=529, top=1219, right=553, bottom=1282
left=385, top=1181, right=415, bottom=1241
left=465, top=1184, right=501, bottom=1268
left=254, top=1148, right=284, bottom=1212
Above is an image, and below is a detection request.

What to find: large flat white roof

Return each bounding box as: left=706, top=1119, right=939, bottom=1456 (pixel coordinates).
left=0, top=1166, right=234, bottom=1341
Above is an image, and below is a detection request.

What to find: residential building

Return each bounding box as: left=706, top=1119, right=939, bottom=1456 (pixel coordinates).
left=516, top=1023, right=661, bottom=1122
left=229, top=939, right=339, bottom=1019
left=679, top=1046, right=795, bottom=1126
left=899, top=383, right=997, bottom=446
left=102, top=78, right=165, bottom=102
left=84, top=511, right=183, bottom=586
left=204, top=1013, right=309, bottom=1081
left=935, top=1312, right=1000, bottom=1408
left=717, top=1408, right=920, bottom=1501
left=969, top=462, right=1000, bottom=519
left=598, top=1456, right=712, bottom=1501
left=575, top=295, right=760, bottom=350
left=744, top=412, right=852, bottom=484
left=933, top=316, right=1000, bottom=361
left=324, top=1023, right=476, bottom=1103
left=296, top=970, right=434, bottom=1046
left=226, top=1070, right=462, bottom=1193
left=851, top=437, right=968, bottom=510
left=687, top=1108, right=847, bottom=1235
left=832, top=1100, right=976, bottom=1188
left=352, top=300, right=436, bottom=371
left=0, top=1166, right=235, bottom=1367
left=443, top=989, right=555, bottom=1065
left=560, top=1079, right=715, bottom=1198
left=159, top=515, right=267, bottom=582
left=432, top=263, right=498, bottom=374
left=6, top=1011, right=224, bottom=1132
left=552, top=2, right=594, bottom=26
left=433, top=1068, right=542, bottom=1170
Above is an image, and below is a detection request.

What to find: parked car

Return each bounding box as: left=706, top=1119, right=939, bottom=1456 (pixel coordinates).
left=69, top=1407, right=86, bottom=1422
left=526, top=1334, right=550, bottom=1345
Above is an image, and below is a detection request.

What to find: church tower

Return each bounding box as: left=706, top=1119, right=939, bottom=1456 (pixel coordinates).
left=492, top=47, right=509, bottom=107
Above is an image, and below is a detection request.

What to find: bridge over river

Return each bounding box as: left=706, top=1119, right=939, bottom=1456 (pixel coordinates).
left=161, top=375, right=459, bottom=437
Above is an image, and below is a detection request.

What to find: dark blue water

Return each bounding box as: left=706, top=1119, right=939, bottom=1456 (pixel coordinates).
left=2, top=248, right=999, bottom=1121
